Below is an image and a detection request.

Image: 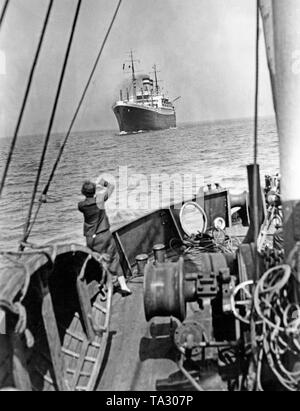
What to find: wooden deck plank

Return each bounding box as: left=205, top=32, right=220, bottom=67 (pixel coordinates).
left=10, top=334, right=32, bottom=391
left=70, top=338, right=90, bottom=390
left=76, top=277, right=95, bottom=341
left=41, top=282, right=68, bottom=391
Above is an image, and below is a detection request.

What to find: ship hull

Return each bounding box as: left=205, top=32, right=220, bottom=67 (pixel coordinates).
left=113, top=103, right=176, bottom=133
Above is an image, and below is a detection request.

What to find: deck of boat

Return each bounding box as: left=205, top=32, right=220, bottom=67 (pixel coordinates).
left=97, top=270, right=227, bottom=391
left=95, top=221, right=250, bottom=391
left=97, top=276, right=179, bottom=391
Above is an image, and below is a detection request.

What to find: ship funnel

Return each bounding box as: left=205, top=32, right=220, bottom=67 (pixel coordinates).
left=142, top=77, right=150, bottom=86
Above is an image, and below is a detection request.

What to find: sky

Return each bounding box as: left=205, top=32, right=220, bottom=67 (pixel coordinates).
left=0, top=0, right=275, bottom=138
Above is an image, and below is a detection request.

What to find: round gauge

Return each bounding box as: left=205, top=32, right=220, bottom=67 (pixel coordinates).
left=213, top=217, right=226, bottom=230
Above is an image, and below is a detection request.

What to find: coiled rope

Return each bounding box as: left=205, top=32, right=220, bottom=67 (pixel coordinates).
left=232, top=264, right=300, bottom=391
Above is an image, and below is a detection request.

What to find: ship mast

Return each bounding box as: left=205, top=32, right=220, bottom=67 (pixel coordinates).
left=259, top=1, right=300, bottom=381
left=260, top=0, right=300, bottom=296
left=264, top=0, right=300, bottom=260
left=259, top=0, right=277, bottom=115
left=153, top=64, right=159, bottom=95
left=130, top=50, right=137, bottom=99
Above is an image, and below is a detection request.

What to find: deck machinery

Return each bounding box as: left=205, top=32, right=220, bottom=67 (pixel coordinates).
left=143, top=171, right=298, bottom=391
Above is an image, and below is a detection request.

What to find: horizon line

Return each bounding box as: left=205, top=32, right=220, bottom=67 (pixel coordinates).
left=0, top=114, right=276, bottom=140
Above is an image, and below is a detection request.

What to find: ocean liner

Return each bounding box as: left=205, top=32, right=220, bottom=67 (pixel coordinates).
left=112, top=52, right=177, bottom=133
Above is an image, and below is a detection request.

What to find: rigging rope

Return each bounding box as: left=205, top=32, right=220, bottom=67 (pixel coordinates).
left=0, top=0, right=54, bottom=198
left=42, top=0, right=123, bottom=197
left=0, top=0, right=9, bottom=30
left=254, top=0, right=260, bottom=166
left=253, top=0, right=260, bottom=281
left=251, top=0, right=261, bottom=387
left=23, top=0, right=123, bottom=241
left=21, top=0, right=82, bottom=248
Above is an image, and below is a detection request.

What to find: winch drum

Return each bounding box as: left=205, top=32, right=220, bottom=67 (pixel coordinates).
left=144, top=257, right=186, bottom=322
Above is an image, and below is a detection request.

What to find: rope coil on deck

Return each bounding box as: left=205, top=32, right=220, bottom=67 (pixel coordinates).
left=232, top=263, right=300, bottom=391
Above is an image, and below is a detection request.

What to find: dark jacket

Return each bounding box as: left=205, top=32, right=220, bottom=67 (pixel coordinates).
left=78, top=197, right=110, bottom=237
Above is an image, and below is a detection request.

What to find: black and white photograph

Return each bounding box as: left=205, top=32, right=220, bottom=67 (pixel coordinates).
left=0, top=0, right=299, bottom=394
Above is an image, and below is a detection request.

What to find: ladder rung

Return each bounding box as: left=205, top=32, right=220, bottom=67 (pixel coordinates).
left=61, top=348, right=80, bottom=359
left=79, top=371, right=92, bottom=377
left=65, top=329, right=84, bottom=342
left=85, top=356, right=96, bottom=363
left=76, top=386, right=87, bottom=391
left=93, top=303, right=107, bottom=314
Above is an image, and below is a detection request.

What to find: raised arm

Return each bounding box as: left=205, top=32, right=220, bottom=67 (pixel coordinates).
left=96, top=179, right=115, bottom=208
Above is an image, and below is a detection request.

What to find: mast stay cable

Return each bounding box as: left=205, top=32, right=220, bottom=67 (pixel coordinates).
left=253, top=0, right=260, bottom=281
left=254, top=0, right=260, bottom=167
left=252, top=0, right=261, bottom=391
left=21, top=0, right=83, bottom=247
left=23, top=0, right=123, bottom=242
left=42, top=0, right=123, bottom=198
left=0, top=0, right=9, bottom=30
left=0, top=0, right=54, bottom=198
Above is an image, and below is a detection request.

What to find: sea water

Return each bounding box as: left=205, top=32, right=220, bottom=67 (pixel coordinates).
left=0, top=117, right=279, bottom=250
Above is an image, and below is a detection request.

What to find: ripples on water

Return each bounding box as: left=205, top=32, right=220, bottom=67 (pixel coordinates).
left=0, top=117, right=279, bottom=250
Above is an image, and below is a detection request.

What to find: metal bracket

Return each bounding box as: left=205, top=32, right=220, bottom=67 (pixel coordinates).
left=220, top=268, right=236, bottom=313
left=197, top=271, right=218, bottom=299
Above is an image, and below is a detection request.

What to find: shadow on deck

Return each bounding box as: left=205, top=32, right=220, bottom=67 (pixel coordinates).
left=97, top=278, right=181, bottom=391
